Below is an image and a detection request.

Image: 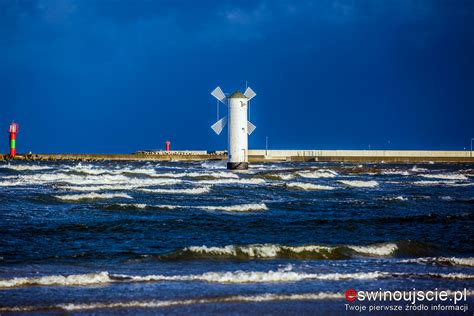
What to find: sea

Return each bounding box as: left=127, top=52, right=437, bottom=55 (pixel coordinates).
left=0, top=160, right=473, bottom=315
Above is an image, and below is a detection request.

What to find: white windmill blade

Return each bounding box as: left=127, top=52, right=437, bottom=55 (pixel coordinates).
left=247, top=121, right=256, bottom=135
left=211, top=86, right=227, bottom=105
left=244, top=87, right=256, bottom=100
left=211, top=116, right=228, bottom=135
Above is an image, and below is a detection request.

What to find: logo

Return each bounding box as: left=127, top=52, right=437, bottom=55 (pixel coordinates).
left=346, top=288, right=357, bottom=302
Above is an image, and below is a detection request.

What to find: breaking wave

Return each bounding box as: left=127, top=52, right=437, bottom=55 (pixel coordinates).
left=104, top=203, right=269, bottom=212
left=0, top=272, right=111, bottom=288
left=1, top=269, right=472, bottom=290
left=275, top=173, right=295, bottom=180
left=54, top=193, right=132, bottom=201
left=60, top=180, right=180, bottom=192
left=198, top=178, right=266, bottom=185
left=138, top=187, right=211, bottom=195
left=413, top=180, right=473, bottom=187
left=297, top=170, right=338, bottom=179
left=0, top=164, right=52, bottom=171
left=0, top=292, right=344, bottom=312
left=420, top=174, right=468, bottom=180
left=286, top=182, right=335, bottom=191
left=198, top=203, right=268, bottom=212
left=338, top=180, right=379, bottom=188
left=381, top=170, right=410, bottom=176
left=164, top=242, right=402, bottom=260
left=105, top=203, right=180, bottom=210
left=0, top=173, right=183, bottom=187
left=400, top=257, right=474, bottom=267
left=381, top=196, right=408, bottom=202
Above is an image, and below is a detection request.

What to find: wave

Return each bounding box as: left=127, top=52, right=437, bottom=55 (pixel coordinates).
left=286, top=182, right=335, bottom=191
left=381, top=196, right=408, bottom=201
left=198, top=203, right=268, bottom=212
left=198, top=178, right=266, bottom=185
left=104, top=203, right=267, bottom=212
left=5, top=290, right=474, bottom=312
left=0, top=292, right=344, bottom=312
left=200, top=161, right=227, bottom=169
left=153, top=171, right=238, bottom=179
left=138, top=186, right=211, bottom=195
left=338, top=180, right=379, bottom=188
left=276, top=173, right=295, bottom=180
left=400, top=257, right=474, bottom=267
left=54, top=193, right=132, bottom=201
left=420, top=174, right=468, bottom=180
left=64, top=164, right=232, bottom=179
left=61, top=180, right=180, bottom=192
left=297, top=170, right=338, bottom=179
left=0, top=272, right=111, bottom=288
left=0, top=164, right=52, bottom=171
left=0, top=270, right=376, bottom=289
left=413, top=180, right=473, bottom=187
left=1, top=173, right=183, bottom=187
left=346, top=244, right=398, bottom=256
left=1, top=269, right=472, bottom=290
left=411, top=166, right=428, bottom=172
left=165, top=242, right=400, bottom=260
left=106, top=203, right=180, bottom=210
left=381, top=170, right=410, bottom=176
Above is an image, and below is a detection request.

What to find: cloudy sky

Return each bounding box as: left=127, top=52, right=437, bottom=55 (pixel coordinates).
left=1, top=0, right=473, bottom=153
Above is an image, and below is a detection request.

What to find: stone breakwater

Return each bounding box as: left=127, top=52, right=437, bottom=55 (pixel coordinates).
left=1, top=150, right=473, bottom=163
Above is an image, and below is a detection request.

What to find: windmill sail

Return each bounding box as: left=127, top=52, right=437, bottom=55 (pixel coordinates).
left=244, top=87, right=256, bottom=100
left=211, top=86, right=227, bottom=105
left=247, top=121, right=256, bottom=135
left=211, top=116, right=228, bottom=135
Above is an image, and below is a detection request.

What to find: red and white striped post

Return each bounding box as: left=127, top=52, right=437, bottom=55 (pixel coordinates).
left=8, top=122, right=19, bottom=157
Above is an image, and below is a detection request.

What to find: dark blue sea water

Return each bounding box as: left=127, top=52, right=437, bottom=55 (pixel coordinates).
left=0, top=161, right=473, bottom=315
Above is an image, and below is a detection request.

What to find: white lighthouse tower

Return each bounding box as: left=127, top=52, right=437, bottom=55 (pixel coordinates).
left=210, top=86, right=257, bottom=170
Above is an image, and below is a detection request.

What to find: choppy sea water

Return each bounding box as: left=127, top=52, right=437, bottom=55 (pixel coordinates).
left=0, top=160, right=473, bottom=315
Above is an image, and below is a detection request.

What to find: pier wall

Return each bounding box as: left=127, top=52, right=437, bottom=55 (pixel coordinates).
left=248, top=150, right=474, bottom=163
left=1, top=150, right=472, bottom=163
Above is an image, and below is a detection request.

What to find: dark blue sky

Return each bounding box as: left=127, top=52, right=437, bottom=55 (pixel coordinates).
left=1, top=0, right=473, bottom=153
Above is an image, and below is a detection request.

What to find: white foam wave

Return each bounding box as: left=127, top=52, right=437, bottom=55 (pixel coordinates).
left=381, top=170, right=410, bottom=176
left=184, top=242, right=397, bottom=258
left=286, top=182, right=335, bottom=191
left=139, top=187, right=211, bottom=194
left=198, top=178, right=265, bottom=185
left=411, top=166, right=428, bottom=172
left=382, top=196, right=408, bottom=201
left=155, top=171, right=238, bottom=179
left=62, top=184, right=130, bottom=192
left=338, top=180, right=379, bottom=188
left=0, top=272, right=111, bottom=288
left=413, top=180, right=473, bottom=187
left=198, top=203, right=268, bottom=212
left=1, top=164, right=52, bottom=171
left=400, top=257, right=474, bottom=267
left=189, top=244, right=333, bottom=257
left=2, top=267, right=471, bottom=292
left=63, top=164, right=158, bottom=176
left=1, top=173, right=182, bottom=187
left=0, top=269, right=384, bottom=289
left=0, top=292, right=344, bottom=312
left=276, top=173, right=295, bottom=180
left=420, top=174, right=468, bottom=180
left=200, top=161, right=227, bottom=169
left=297, top=170, right=338, bottom=179
left=113, top=203, right=179, bottom=210
left=55, top=193, right=132, bottom=201
left=347, top=243, right=398, bottom=256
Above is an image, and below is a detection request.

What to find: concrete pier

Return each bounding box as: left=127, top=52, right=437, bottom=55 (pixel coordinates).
left=1, top=150, right=473, bottom=163
left=248, top=150, right=474, bottom=163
